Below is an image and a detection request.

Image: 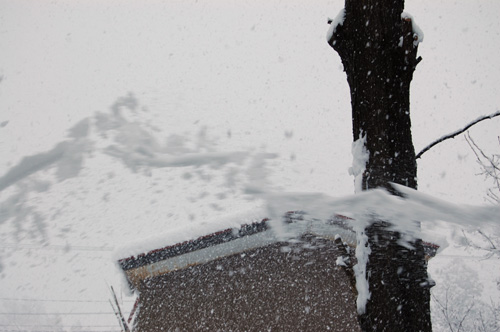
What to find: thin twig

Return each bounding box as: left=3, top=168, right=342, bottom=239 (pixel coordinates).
left=457, top=302, right=475, bottom=332
left=416, top=110, right=500, bottom=159
left=477, top=229, right=497, bottom=251
left=465, top=132, right=500, bottom=204
left=110, top=286, right=130, bottom=332
left=466, top=133, right=500, bottom=175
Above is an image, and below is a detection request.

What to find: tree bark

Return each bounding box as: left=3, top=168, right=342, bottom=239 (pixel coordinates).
left=327, top=1, right=431, bottom=331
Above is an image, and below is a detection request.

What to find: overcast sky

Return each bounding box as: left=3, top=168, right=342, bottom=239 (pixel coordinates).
left=1, top=0, right=499, bottom=206
left=1, top=0, right=499, bottom=328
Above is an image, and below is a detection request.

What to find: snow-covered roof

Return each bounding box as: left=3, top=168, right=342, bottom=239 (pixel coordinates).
left=116, top=211, right=361, bottom=290
left=114, top=206, right=270, bottom=261
left=118, top=218, right=270, bottom=272
left=116, top=205, right=444, bottom=293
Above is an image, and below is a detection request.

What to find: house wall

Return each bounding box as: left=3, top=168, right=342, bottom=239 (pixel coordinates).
left=134, top=234, right=361, bottom=331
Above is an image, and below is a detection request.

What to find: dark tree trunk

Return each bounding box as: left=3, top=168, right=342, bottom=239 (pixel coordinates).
left=327, top=1, right=431, bottom=331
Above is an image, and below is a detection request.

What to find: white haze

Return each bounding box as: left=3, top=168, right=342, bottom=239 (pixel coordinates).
left=0, top=0, right=499, bottom=330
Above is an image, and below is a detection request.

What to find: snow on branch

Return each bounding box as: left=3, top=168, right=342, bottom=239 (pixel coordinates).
left=251, top=183, right=499, bottom=315
left=253, top=183, right=499, bottom=239
left=326, top=8, right=346, bottom=44
left=416, top=110, right=500, bottom=160
left=401, top=12, right=424, bottom=45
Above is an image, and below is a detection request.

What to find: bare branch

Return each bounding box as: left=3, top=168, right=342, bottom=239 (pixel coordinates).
left=466, top=133, right=500, bottom=175
left=416, top=110, right=500, bottom=159
left=457, top=302, right=475, bottom=332
left=465, top=132, right=500, bottom=204
left=477, top=229, right=497, bottom=251
left=432, top=291, right=455, bottom=332
left=461, top=228, right=499, bottom=259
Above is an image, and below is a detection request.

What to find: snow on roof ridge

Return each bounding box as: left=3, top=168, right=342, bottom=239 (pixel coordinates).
left=118, top=218, right=269, bottom=271
left=115, top=209, right=361, bottom=271
left=113, top=205, right=269, bottom=261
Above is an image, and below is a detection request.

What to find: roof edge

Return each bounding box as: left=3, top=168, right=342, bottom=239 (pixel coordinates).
left=118, top=218, right=269, bottom=271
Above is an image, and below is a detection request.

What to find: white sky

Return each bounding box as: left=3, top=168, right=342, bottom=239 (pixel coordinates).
left=0, top=0, right=499, bottom=329
left=1, top=0, right=499, bottom=204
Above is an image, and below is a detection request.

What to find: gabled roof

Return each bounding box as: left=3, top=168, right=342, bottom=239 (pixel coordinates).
left=117, top=212, right=360, bottom=290
left=117, top=211, right=438, bottom=291
left=116, top=211, right=440, bottom=331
